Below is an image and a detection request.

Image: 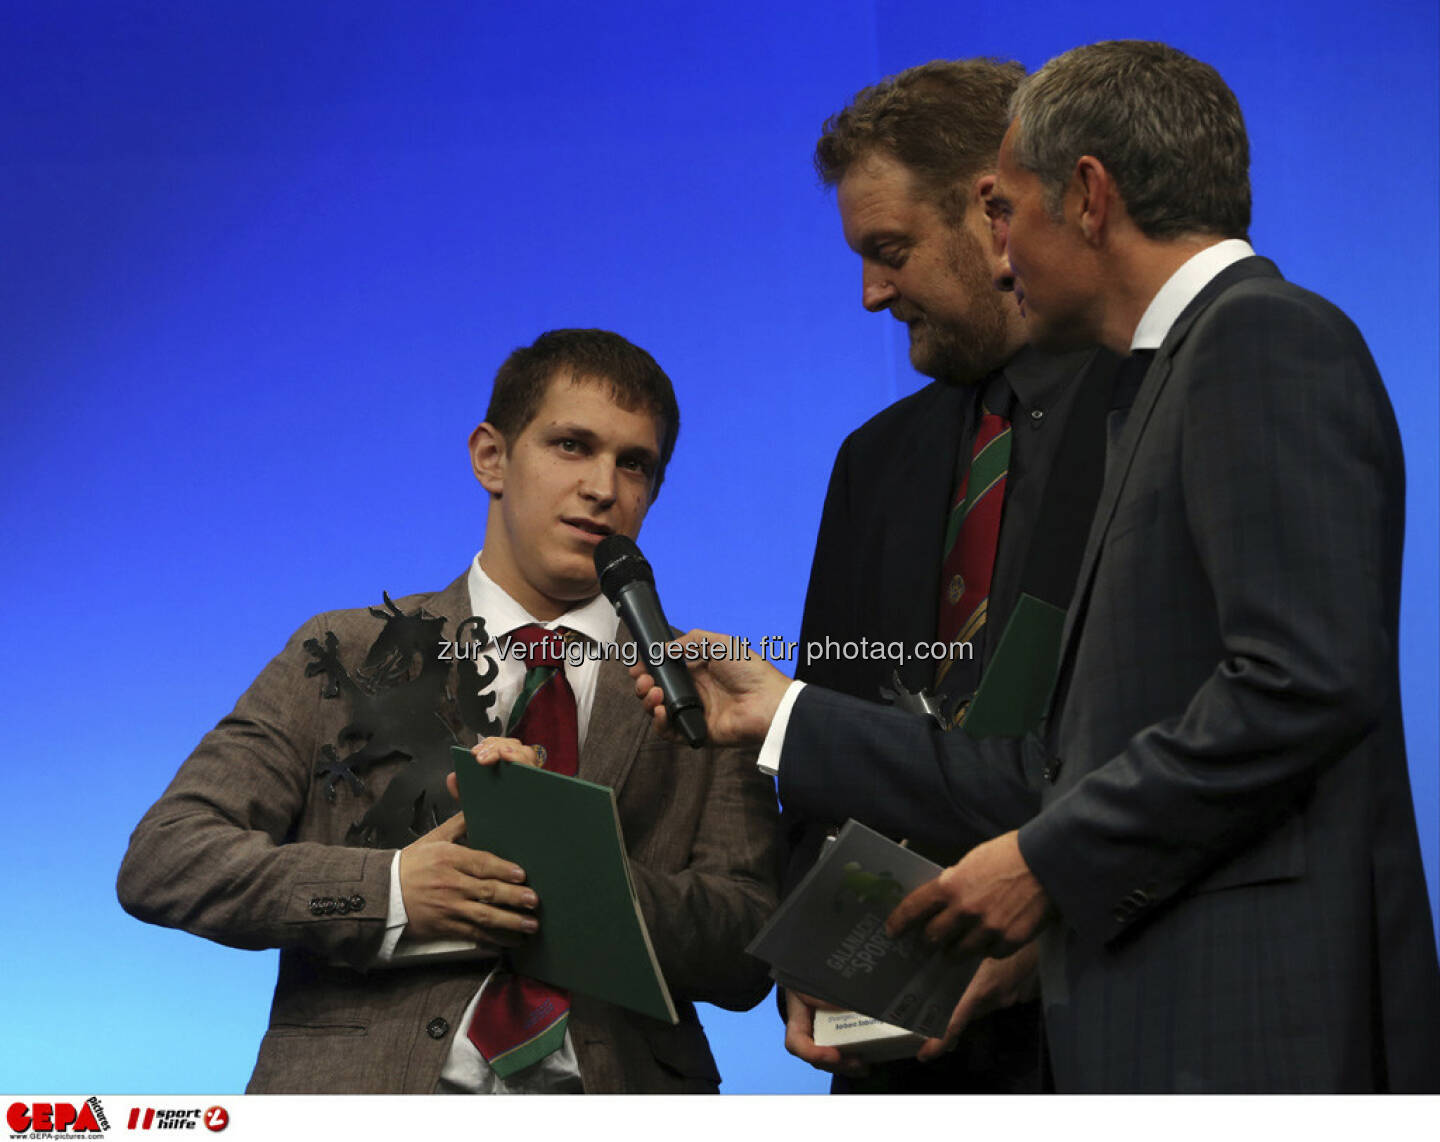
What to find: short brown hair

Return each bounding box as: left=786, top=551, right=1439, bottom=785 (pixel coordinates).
left=815, top=59, right=1026, bottom=220
left=485, top=329, right=680, bottom=495
left=1010, top=41, right=1251, bottom=240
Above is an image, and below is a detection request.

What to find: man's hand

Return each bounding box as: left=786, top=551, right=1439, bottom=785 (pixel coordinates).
left=399, top=739, right=545, bottom=944
left=916, top=941, right=1041, bottom=1062
left=399, top=754, right=540, bottom=943
left=887, top=831, right=1055, bottom=957
left=466, top=737, right=543, bottom=769
left=628, top=629, right=791, bottom=746
left=783, top=990, right=870, bottom=1079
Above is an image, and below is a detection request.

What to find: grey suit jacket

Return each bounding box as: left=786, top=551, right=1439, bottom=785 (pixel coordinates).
left=117, top=573, right=779, bottom=1093
left=778, top=258, right=1440, bottom=1091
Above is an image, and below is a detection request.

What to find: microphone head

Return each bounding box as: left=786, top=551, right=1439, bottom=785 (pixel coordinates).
left=594, top=534, right=653, bottom=600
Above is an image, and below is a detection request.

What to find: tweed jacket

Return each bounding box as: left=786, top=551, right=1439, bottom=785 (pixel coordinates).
left=118, top=573, right=779, bottom=1093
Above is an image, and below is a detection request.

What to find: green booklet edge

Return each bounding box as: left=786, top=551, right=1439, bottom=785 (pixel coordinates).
left=960, top=592, right=1067, bottom=739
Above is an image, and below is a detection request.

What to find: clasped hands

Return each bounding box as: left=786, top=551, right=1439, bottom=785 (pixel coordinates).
left=397, top=738, right=545, bottom=946
left=631, top=630, right=1056, bottom=1066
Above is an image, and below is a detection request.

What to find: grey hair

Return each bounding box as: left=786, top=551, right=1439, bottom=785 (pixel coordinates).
left=1008, top=40, right=1250, bottom=240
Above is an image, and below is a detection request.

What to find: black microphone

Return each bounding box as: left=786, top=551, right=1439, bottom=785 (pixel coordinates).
left=594, top=535, right=708, bottom=748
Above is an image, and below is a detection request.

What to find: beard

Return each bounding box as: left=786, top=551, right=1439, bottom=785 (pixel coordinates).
left=905, top=226, right=1012, bottom=384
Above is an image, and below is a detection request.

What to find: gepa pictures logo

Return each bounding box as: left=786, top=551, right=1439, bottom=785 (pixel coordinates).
left=6, top=1098, right=109, bottom=1135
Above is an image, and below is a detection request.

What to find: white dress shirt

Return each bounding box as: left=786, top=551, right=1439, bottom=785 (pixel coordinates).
left=1129, top=238, right=1254, bottom=349
left=377, top=552, right=620, bottom=1092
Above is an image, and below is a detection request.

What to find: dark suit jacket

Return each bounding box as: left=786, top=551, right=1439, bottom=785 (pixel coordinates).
left=778, top=258, right=1440, bottom=1091
left=786, top=347, right=1113, bottom=1091
left=117, top=573, right=779, bottom=1093
left=795, top=346, right=1112, bottom=707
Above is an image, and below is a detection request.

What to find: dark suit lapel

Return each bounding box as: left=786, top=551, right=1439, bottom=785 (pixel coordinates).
left=1051, top=257, right=1283, bottom=700
left=1050, top=356, right=1175, bottom=665
left=578, top=620, right=650, bottom=792
left=1012, top=347, right=1118, bottom=611
left=883, top=382, right=969, bottom=687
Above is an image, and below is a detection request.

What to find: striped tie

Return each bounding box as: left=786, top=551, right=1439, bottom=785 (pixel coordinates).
left=466, top=623, right=577, bottom=1077
left=936, top=392, right=1012, bottom=693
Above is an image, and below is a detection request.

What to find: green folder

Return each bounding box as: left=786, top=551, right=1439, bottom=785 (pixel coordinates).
left=450, top=745, right=677, bottom=1025
left=959, top=592, right=1067, bottom=739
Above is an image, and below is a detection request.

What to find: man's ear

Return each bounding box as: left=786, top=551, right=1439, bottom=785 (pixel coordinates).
left=1072, top=155, right=1112, bottom=244
left=468, top=422, right=508, bottom=495
left=970, top=171, right=1011, bottom=272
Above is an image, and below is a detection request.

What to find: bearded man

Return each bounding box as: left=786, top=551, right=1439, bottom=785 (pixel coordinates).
left=781, top=59, right=1119, bottom=1093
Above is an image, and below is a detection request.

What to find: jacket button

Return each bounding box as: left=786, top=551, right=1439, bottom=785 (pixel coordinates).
left=309, top=898, right=324, bottom=916
left=426, top=1017, right=450, bottom=1040
left=1043, top=758, right=1062, bottom=783
left=348, top=894, right=365, bottom=912
left=335, top=898, right=350, bottom=915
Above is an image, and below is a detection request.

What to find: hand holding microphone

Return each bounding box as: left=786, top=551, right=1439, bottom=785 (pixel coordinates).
left=595, top=536, right=790, bottom=748
left=594, top=536, right=790, bottom=748
left=595, top=535, right=710, bottom=747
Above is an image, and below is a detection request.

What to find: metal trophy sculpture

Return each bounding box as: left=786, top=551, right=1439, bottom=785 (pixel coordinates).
left=303, top=592, right=503, bottom=848
left=877, top=669, right=949, bottom=729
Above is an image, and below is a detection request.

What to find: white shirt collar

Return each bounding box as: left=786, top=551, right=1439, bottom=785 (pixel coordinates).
left=465, top=552, right=620, bottom=646
left=1130, top=238, right=1255, bottom=350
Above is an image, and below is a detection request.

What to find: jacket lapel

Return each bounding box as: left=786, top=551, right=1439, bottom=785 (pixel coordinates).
left=410, top=573, right=647, bottom=790
left=422, top=571, right=489, bottom=749
left=433, top=572, right=651, bottom=792
left=578, top=619, right=650, bottom=793
left=1049, top=257, right=1283, bottom=710
left=885, top=382, right=969, bottom=687
left=423, top=572, right=475, bottom=635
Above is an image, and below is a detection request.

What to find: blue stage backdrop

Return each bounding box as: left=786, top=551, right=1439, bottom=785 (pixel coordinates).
left=2, top=1, right=1434, bottom=1095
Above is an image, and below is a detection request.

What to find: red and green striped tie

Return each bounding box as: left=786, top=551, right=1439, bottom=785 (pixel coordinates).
left=466, top=623, right=577, bottom=1077
left=936, top=397, right=1012, bottom=692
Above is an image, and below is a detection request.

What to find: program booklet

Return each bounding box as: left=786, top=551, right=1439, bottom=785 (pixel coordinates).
left=746, top=819, right=978, bottom=1039
left=451, top=746, right=676, bottom=1025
